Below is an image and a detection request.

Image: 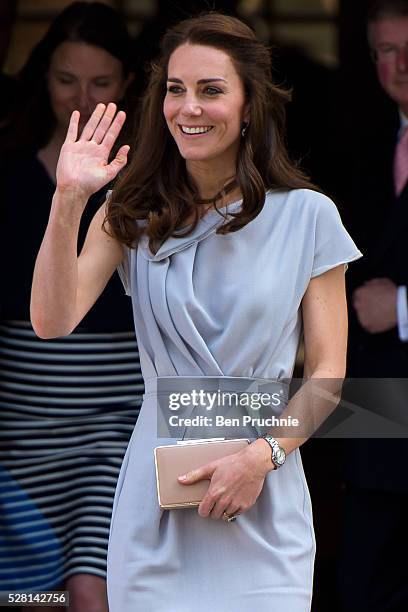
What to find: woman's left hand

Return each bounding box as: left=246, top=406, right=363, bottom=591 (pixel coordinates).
left=177, top=441, right=273, bottom=520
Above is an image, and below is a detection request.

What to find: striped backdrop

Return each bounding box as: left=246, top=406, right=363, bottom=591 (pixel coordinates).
left=0, top=320, right=143, bottom=591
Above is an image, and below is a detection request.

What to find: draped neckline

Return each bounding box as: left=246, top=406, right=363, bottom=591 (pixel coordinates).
left=139, top=198, right=243, bottom=262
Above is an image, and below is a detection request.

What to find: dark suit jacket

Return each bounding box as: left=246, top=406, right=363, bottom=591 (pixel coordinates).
left=342, top=108, right=408, bottom=491
left=346, top=110, right=408, bottom=375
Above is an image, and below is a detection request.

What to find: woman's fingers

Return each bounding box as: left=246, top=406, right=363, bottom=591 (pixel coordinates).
left=211, top=502, right=241, bottom=520
left=210, top=500, right=240, bottom=520
left=91, top=102, right=118, bottom=144
left=65, top=103, right=125, bottom=152
left=106, top=144, right=130, bottom=178
left=79, top=103, right=107, bottom=141
left=101, top=110, right=127, bottom=151
left=221, top=506, right=241, bottom=521
left=64, top=110, right=80, bottom=143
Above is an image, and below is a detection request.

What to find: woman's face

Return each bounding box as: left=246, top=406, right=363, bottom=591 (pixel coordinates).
left=47, top=41, right=131, bottom=133
left=163, top=43, right=249, bottom=167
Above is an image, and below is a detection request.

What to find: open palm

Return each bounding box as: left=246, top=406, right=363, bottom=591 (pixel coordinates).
left=56, top=102, right=130, bottom=198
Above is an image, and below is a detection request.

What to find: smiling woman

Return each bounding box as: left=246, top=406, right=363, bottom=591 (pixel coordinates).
left=106, top=14, right=315, bottom=253
left=163, top=44, right=249, bottom=172
left=29, top=10, right=362, bottom=612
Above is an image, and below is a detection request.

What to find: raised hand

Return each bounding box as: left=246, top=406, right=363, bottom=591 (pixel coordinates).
left=56, top=102, right=130, bottom=200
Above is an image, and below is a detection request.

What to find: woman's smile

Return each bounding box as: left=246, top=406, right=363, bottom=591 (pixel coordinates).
left=179, top=124, right=214, bottom=136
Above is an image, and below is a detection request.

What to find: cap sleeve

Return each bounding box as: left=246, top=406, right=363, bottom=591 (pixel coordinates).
left=311, top=193, right=362, bottom=278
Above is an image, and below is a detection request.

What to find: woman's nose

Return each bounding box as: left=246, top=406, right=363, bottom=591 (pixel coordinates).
left=180, top=96, right=202, bottom=117
left=75, top=83, right=92, bottom=112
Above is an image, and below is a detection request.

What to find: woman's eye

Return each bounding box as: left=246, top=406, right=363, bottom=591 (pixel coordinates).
left=204, top=87, right=222, bottom=95
left=167, top=85, right=184, bottom=94
left=94, top=80, right=111, bottom=87
left=57, top=77, right=74, bottom=85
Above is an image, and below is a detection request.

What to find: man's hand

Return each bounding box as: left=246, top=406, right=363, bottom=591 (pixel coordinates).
left=352, top=278, right=397, bottom=333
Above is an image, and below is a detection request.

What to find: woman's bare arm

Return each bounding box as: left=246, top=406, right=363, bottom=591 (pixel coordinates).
left=253, top=263, right=348, bottom=462
left=30, top=102, right=130, bottom=338
left=31, top=194, right=124, bottom=338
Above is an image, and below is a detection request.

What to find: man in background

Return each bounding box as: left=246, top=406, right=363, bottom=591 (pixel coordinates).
left=338, top=1, right=408, bottom=610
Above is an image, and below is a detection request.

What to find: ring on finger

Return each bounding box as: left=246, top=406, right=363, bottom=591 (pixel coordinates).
left=222, top=511, right=238, bottom=522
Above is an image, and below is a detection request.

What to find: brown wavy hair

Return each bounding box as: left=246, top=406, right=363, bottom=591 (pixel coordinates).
left=106, top=12, right=315, bottom=250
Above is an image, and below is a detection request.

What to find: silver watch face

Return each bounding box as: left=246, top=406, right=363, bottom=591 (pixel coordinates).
left=274, top=447, right=286, bottom=465
left=262, top=436, right=286, bottom=467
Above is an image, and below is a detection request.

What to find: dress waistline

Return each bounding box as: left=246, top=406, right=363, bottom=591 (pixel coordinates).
left=144, top=375, right=289, bottom=397
left=144, top=376, right=290, bottom=439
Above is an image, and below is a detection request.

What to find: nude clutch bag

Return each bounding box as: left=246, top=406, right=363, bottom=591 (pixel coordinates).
left=154, top=438, right=250, bottom=509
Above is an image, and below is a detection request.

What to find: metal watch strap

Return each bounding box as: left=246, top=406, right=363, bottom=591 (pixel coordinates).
left=260, top=434, right=286, bottom=469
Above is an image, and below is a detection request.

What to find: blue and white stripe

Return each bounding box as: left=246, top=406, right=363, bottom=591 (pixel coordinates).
left=0, top=320, right=142, bottom=591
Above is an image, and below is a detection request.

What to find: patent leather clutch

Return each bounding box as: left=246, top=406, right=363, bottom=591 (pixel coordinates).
left=154, top=438, right=250, bottom=509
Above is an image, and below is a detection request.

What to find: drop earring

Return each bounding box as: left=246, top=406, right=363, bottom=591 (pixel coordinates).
left=241, top=122, right=248, bottom=137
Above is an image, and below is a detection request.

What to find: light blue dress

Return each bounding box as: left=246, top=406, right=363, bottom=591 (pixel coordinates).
left=107, top=188, right=362, bottom=611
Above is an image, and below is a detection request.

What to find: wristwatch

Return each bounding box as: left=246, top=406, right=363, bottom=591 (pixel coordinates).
left=259, top=435, right=286, bottom=469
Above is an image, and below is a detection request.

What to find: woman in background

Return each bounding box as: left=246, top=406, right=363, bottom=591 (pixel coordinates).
left=0, top=4, right=142, bottom=611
